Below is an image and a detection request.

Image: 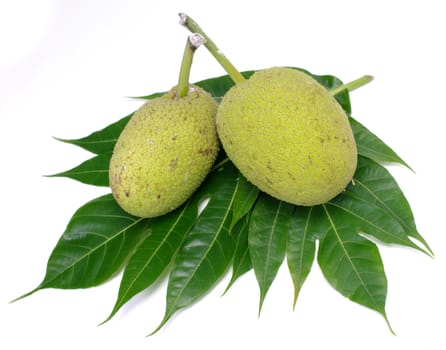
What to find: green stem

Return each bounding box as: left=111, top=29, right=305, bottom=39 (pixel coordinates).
left=179, top=13, right=245, bottom=84
left=330, top=75, right=374, bottom=96
left=177, top=34, right=206, bottom=98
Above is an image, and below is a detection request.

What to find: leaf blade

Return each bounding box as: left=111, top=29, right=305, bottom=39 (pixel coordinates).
left=48, top=153, right=111, bottom=187
left=287, top=206, right=317, bottom=308
left=152, top=163, right=240, bottom=334
left=337, top=156, right=431, bottom=254
left=224, top=214, right=252, bottom=294
left=230, top=173, right=259, bottom=230
left=318, top=204, right=392, bottom=331
left=350, top=117, right=411, bottom=169
left=103, top=199, right=198, bottom=323
left=22, top=194, right=148, bottom=298
left=55, top=114, right=132, bottom=154
left=248, top=194, right=295, bottom=314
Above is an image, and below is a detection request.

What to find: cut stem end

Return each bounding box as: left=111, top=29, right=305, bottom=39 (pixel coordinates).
left=177, top=34, right=205, bottom=98
left=179, top=13, right=245, bottom=84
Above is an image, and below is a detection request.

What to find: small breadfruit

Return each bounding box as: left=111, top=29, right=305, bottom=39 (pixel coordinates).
left=109, top=85, right=219, bottom=218
left=216, top=67, right=357, bottom=206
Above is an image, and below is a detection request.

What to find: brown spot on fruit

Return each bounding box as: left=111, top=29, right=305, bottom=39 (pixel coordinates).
left=170, top=156, right=179, bottom=170
left=199, top=148, right=213, bottom=156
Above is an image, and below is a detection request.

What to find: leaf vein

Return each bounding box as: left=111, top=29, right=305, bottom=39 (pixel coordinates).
left=322, top=204, right=380, bottom=310
left=166, top=182, right=238, bottom=317
left=119, top=205, right=190, bottom=304
left=326, top=201, right=408, bottom=245
left=41, top=218, right=144, bottom=288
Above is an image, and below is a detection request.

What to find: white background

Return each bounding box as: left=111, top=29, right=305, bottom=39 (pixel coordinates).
left=1, top=0, right=445, bottom=349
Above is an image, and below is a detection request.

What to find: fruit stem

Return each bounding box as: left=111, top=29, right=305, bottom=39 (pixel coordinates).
left=179, top=13, right=246, bottom=84
left=177, top=33, right=206, bottom=98
left=330, top=75, right=374, bottom=96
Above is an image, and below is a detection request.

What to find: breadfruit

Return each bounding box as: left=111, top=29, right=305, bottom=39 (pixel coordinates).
left=109, top=85, right=219, bottom=218
left=216, top=67, right=357, bottom=206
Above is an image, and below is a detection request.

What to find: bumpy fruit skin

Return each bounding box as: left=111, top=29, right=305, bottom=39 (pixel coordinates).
left=109, top=85, right=219, bottom=218
left=216, top=67, right=357, bottom=206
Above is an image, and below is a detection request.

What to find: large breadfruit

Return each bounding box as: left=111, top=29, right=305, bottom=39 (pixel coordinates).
left=216, top=67, right=357, bottom=206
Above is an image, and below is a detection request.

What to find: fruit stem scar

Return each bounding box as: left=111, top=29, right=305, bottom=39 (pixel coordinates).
left=179, top=13, right=246, bottom=84
left=177, top=34, right=205, bottom=98
left=330, top=75, right=374, bottom=96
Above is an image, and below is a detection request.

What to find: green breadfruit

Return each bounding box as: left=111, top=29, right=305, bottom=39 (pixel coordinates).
left=109, top=85, right=219, bottom=218
left=216, top=67, right=357, bottom=206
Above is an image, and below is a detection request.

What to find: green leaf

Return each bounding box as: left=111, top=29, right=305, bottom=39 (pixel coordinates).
left=286, top=206, right=317, bottom=308
left=152, top=162, right=240, bottom=334
left=350, top=117, right=411, bottom=169
left=103, top=198, right=199, bottom=323
left=324, top=179, right=423, bottom=255
left=55, top=114, right=132, bottom=155
left=230, top=173, right=259, bottom=230
left=17, top=194, right=149, bottom=300
left=248, top=194, right=295, bottom=314
left=325, top=198, right=422, bottom=255
left=347, top=156, right=432, bottom=254
left=48, top=153, right=111, bottom=187
left=312, top=159, right=428, bottom=328
left=33, top=65, right=430, bottom=335
left=318, top=204, right=394, bottom=333
left=132, top=91, right=165, bottom=100
left=195, top=74, right=237, bottom=102
left=224, top=214, right=252, bottom=293
left=194, top=71, right=255, bottom=102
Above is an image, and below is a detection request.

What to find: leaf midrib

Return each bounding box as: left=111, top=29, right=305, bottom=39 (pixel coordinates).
left=353, top=177, right=410, bottom=232
left=260, top=201, right=283, bottom=293
left=296, top=207, right=312, bottom=286
left=327, top=200, right=413, bottom=247
left=322, top=204, right=381, bottom=312
left=165, top=181, right=238, bottom=317
left=118, top=204, right=192, bottom=307
left=40, top=217, right=144, bottom=289
left=62, top=169, right=109, bottom=175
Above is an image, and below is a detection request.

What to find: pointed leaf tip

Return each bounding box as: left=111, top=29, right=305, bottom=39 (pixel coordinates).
left=385, top=314, right=397, bottom=336
left=347, top=156, right=431, bottom=255
left=287, top=206, right=317, bottom=310
left=318, top=203, right=390, bottom=325
left=52, top=114, right=132, bottom=155
left=249, top=194, right=295, bottom=314
left=147, top=316, right=169, bottom=337
left=9, top=288, right=38, bottom=304
left=46, top=153, right=111, bottom=187
left=103, top=200, right=198, bottom=323
left=350, top=117, right=413, bottom=171
left=223, top=214, right=252, bottom=295
left=28, top=194, right=149, bottom=295
left=154, top=163, right=239, bottom=332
